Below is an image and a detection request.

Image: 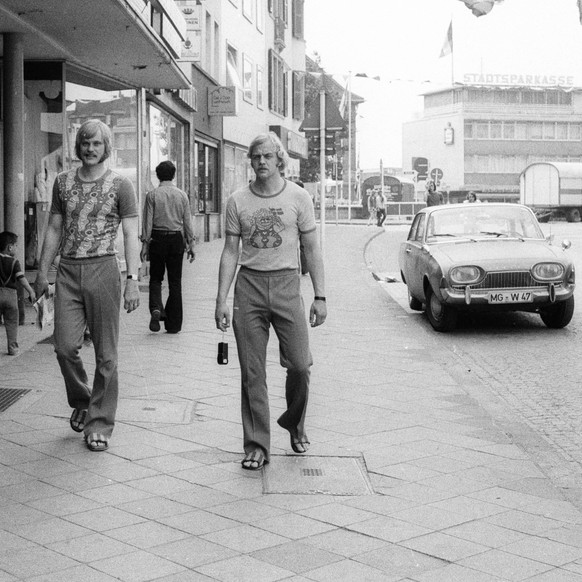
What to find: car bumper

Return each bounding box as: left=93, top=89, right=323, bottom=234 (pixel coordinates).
left=441, top=284, right=575, bottom=307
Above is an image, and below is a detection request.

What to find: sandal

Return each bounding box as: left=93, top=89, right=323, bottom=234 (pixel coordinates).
left=85, top=433, right=109, bottom=452
left=69, top=408, right=87, bottom=433
left=241, top=449, right=267, bottom=471
left=290, top=434, right=310, bottom=454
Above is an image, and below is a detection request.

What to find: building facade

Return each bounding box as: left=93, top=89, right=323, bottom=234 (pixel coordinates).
left=402, top=80, right=582, bottom=203
left=1, top=0, right=309, bottom=273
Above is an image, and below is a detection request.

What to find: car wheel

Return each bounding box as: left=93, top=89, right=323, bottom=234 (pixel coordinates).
left=426, top=286, right=458, bottom=332
left=540, top=296, right=574, bottom=329
left=408, top=289, right=423, bottom=311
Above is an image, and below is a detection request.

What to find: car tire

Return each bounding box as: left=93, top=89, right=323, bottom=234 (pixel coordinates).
left=426, top=286, right=458, bottom=332
left=540, top=296, right=574, bottom=329
left=408, top=290, right=423, bottom=311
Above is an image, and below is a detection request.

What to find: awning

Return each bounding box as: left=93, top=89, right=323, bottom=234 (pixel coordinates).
left=0, top=0, right=190, bottom=90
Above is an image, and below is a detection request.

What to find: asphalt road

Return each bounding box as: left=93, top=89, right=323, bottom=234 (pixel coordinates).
left=368, top=220, right=582, bottom=509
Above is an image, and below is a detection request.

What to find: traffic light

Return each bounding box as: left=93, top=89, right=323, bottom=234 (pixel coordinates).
left=458, top=0, right=499, bottom=17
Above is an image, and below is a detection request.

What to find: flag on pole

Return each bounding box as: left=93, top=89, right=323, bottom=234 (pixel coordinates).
left=338, top=77, right=349, bottom=118
left=439, top=21, right=453, bottom=58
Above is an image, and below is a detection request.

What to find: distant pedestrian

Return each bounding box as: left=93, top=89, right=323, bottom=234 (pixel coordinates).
left=34, top=119, right=141, bottom=452
left=366, top=192, right=377, bottom=226
left=141, top=161, right=196, bottom=334
left=215, top=132, right=327, bottom=471
left=375, top=190, right=387, bottom=226
left=0, top=232, right=36, bottom=356
left=464, top=191, right=480, bottom=203
left=425, top=180, right=443, bottom=207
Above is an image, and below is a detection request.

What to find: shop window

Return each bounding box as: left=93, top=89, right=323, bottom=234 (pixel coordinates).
left=148, top=104, right=187, bottom=192
left=464, top=121, right=473, bottom=139
left=23, top=63, right=64, bottom=268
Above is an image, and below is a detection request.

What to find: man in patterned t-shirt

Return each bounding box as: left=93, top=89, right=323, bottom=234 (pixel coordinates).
left=34, top=119, right=141, bottom=453
left=215, top=132, right=327, bottom=471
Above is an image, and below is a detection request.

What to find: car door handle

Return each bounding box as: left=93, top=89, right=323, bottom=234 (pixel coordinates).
left=406, top=248, right=412, bottom=253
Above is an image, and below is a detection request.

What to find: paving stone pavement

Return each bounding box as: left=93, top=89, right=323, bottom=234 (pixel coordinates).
left=2, top=223, right=582, bottom=581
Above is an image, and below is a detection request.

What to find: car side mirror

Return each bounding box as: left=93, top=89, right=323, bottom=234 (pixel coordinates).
left=562, top=239, right=572, bottom=250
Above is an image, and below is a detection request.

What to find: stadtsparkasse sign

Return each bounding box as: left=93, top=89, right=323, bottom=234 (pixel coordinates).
left=463, top=73, right=575, bottom=87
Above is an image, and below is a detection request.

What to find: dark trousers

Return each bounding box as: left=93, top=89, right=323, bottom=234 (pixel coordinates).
left=376, top=208, right=386, bottom=226
left=148, top=231, right=185, bottom=333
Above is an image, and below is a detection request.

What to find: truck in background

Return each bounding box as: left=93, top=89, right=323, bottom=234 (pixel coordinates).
left=520, top=162, right=582, bottom=222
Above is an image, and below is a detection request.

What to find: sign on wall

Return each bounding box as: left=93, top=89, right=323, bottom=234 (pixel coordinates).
left=208, top=86, right=239, bottom=116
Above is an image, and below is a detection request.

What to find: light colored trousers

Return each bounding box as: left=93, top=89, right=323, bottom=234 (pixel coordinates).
left=233, top=267, right=313, bottom=462
left=54, top=256, right=121, bottom=437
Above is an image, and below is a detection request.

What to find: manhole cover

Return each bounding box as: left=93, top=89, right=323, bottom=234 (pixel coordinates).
left=115, top=399, right=194, bottom=424
left=0, top=388, right=31, bottom=412
left=263, top=455, right=374, bottom=495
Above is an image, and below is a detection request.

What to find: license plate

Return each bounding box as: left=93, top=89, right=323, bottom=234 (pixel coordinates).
left=488, top=290, right=533, bottom=304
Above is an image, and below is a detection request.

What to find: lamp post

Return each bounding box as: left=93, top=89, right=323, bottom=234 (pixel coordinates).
left=319, top=87, right=326, bottom=251
left=347, top=71, right=353, bottom=221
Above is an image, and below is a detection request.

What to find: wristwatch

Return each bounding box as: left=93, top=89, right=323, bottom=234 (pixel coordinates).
left=126, top=274, right=138, bottom=280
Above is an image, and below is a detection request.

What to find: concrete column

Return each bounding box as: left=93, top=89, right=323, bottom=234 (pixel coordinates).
left=3, top=33, right=25, bottom=267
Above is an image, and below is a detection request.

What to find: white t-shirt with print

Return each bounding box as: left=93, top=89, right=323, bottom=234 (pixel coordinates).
left=225, top=179, right=316, bottom=271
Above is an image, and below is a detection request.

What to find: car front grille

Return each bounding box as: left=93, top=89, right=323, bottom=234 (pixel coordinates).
left=453, top=271, right=548, bottom=290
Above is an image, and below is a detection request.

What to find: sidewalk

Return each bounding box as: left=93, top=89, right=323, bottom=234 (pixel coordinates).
left=1, top=225, right=582, bottom=581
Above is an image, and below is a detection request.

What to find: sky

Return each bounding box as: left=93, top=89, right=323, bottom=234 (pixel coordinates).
left=304, top=0, right=582, bottom=170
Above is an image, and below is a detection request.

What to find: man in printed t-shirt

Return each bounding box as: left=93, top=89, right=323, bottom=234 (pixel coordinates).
left=215, top=132, right=327, bottom=471
left=34, top=119, right=141, bottom=453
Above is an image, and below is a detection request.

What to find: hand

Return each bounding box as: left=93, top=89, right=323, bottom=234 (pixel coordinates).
left=187, top=241, right=196, bottom=263
left=124, top=279, right=140, bottom=313
left=28, top=290, right=37, bottom=304
left=215, top=301, right=230, bottom=332
left=309, top=300, right=327, bottom=328
left=33, top=273, right=49, bottom=299
left=140, top=242, right=149, bottom=262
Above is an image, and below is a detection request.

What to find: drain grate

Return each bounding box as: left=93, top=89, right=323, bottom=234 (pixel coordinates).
left=264, top=455, right=374, bottom=495
left=302, top=468, right=323, bottom=477
left=0, top=388, right=31, bottom=412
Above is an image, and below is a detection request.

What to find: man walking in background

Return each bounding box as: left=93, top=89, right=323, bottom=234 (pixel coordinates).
left=34, top=119, right=141, bottom=453
left=215, top=132, right=327, bottom=471
left=141, top=161, right=196, bottom=334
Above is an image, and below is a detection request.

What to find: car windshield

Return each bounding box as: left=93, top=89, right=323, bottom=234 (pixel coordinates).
left=425, top=206, right=545, bottom=242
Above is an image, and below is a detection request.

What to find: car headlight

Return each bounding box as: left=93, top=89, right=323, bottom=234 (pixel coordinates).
left=450, top=266, right=483, bottom=285
left=532, top=262, right=565, bottom=281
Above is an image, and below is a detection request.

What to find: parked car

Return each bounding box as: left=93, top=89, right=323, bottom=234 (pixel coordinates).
left=398, top=203, right=575, bottom=332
